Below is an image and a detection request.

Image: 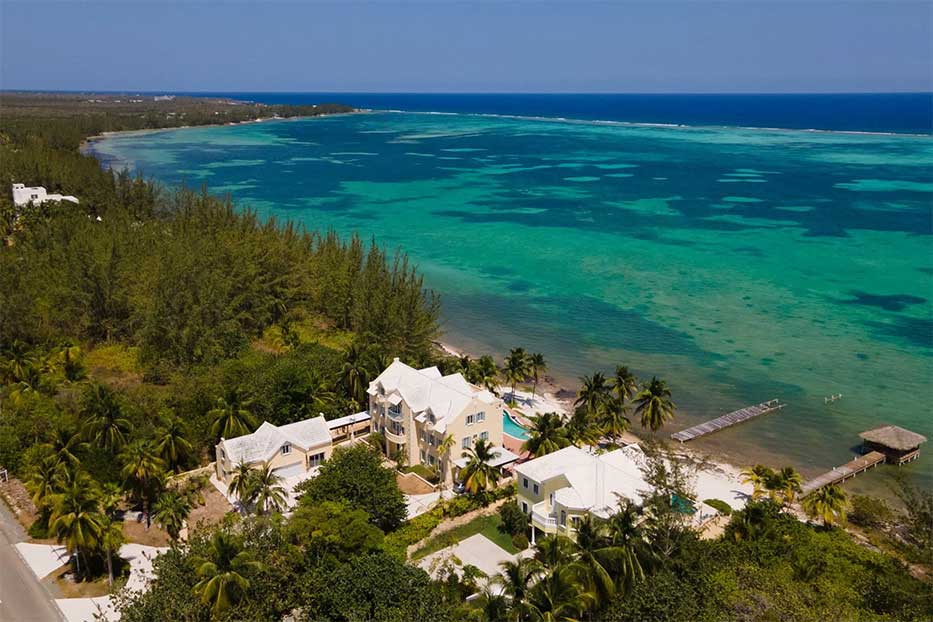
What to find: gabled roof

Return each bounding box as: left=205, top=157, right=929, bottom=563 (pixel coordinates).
left=859, top=425, right=927, bottom=451
left=368, top=358, right=498, bottom=433
left=222, top=416, right=331, bottom=465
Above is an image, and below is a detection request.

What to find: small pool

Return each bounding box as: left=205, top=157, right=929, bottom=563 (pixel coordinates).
left=503, top=411, right=530, bottom=440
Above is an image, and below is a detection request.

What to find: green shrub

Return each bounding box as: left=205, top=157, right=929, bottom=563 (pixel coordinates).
left=511, top=533, right=529, bottom=550
left=498, top=501, right=529, bottom=536
left=848, top=494, right=894, bottom=529
left=704, top=498, right=732, bottom=516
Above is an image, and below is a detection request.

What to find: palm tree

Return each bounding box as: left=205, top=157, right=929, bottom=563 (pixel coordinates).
left=43, top=426, right=84, bottom=468
left=208, top=391, right=256, bottom=442
left=503, top=348, right=531, bottom=404
left=802, top=485, right=849, bottom=528
left=152, top=490, right=192, bottom=540
left=605, top=503, right=645, bottom=591
left=495, top=557, right=542, bottom=619
left=574, top=372, right=612, bottom=416
left=525, top=564, right=595, bottom=622
left=437, top=434, right=455, bottom=482
left=632, top=377, right=675, bottom=431
left=565, top=409, right=602, bottom=447
left=99, top=517, right=125, bottom=587
left=573, top=515, right=621, bottom=602
left=529, top=353, right=547, bottom=399
left=599, top=401, right=630, bottom=445
left=80, top=384, right=130, bottom=452
left=340, top=342, right=370, bottom=407
left=154, top=412, right=193, bottom=473
left=533, top=535, right=577, bottom=570
left=473, top=583, right=510, bottom=622
left=612, top=365, right=639, bottom=403
left=191, top=531, right=261, bottom=619
left=48, top=472, right=104, bottom=578
left=521, top=412, right=571, bottom=458
left=771, top=466, right=803, bottom=506
left=120, top=440, right=166, bottom=528
left=741, top=464, right=776, bottom=501
left=460, top=438, right=502, bottom=499
left=27, top=455, right=62, bottom=512
left=99, top=482, right=124, bottom=519
left=305, top=369, right=338, bottom=414
left=475, top=355, right=500, bottom=394
left=251, top=465, right=287, bottom=515
left=1, top=340, right=36, bottom=384
left=229, top=462, right=258, bottom=510
left=57, top=341, right=86, bottom=382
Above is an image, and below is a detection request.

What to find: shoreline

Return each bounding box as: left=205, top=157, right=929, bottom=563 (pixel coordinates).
left=434, top=339, right=759, bottom=479
left=79, top=108, right=366, bottom=157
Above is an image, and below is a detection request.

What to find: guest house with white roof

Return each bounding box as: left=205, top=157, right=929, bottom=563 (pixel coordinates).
left=368, top=358, right=513, bottom=484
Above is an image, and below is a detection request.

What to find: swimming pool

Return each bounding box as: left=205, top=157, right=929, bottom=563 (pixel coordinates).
left=503, top=411, right=530, bottom=440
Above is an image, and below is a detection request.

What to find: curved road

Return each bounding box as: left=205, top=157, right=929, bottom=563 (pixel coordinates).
left=0, top=499, right=62, bottom=621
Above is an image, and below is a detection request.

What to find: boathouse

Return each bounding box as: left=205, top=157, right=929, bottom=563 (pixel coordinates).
left=858, top=425, right=927, bottom=465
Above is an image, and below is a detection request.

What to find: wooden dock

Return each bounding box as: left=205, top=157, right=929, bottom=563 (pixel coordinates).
left=670, top=399, right=784, bottom=443
left=800, top=451, right=886, bottom=496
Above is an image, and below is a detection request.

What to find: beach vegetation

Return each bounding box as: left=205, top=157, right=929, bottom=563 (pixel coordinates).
left=521, top=412, right=571, bottom=458
left=633, top=377, right=676, bottom=431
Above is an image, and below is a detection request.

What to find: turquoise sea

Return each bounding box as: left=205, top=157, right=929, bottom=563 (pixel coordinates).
left=90, top=110, right=933, bottom=491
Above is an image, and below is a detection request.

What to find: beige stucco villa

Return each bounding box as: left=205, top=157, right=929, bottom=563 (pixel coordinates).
left=214, top=412, right=371, bottom=485
left=368, top=358, right=516, bottom=484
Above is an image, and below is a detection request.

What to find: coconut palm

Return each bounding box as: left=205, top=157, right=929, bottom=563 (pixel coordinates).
left=529, top=353, right=547, bottom=399
left=772, top=466, right=803, bottom=506
left=1, top=340, right=36, bottom=384
left=612, top=365, right=639, bottom=403
left=99, top=517, right=125, bottom=587
left=574, top=372, right=612, bottom=416
left=741, top=464, right=776, bottom=501
left=154, top=412, right=193, bottom=473
left=43, top=425, right=84, bottom=468
left=26, top=454, right=63, bottom=511
left=632, top=377, right=676, bottom=431
left=521, top=412, right=571, bottom=458
left=437, top=434, right=455, bottom=482
left=473, top=582, right=510, bottom=622
left=533, top=535, right=578, bottom=571
left=340, top=342, right=370, bottom=406
left=80, top=384, right=130, bottom=452
left=152, top=490, right=192, bottom=540
left=305, top=369, right=338, bottom=414
left=99, top=482, right=124, bottom=519
left=57, top=341, right=86, bottom=382
left=474, top=355, right=500, bottom=394
left=460, top=438, right=502, bottom=499
left=503, top=348, right=531, bottom=404
left=251, top=465, right=287, bottom=515
left=573, top=515, right=622, bottom=602
left=525, top=564, right=595, bottom=622
left=191, top=531, right=261, bottom=619
left=208, top=391, right=256, bottom=442
left=802, top=484, right=849, bottom=528
left=119, top=440, right=166, bottom=528
left=599, top=401, right=631, bottom=445
left=495, top=557, right=542, bottom=619
left=229, top=462, right=258, bottom=509
left=565, top=409, right=602, bottom=447
left=605, top=503, right=646, bottom=591
left=48, top=471, right=104, bottom=578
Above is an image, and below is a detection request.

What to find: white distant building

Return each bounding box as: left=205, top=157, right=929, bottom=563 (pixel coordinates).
left=11, top=184, right=79, bottom=208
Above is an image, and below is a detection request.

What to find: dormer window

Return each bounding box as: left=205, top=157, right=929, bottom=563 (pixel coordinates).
left=428, top=412, right=436, bottom=424
left=281, top=444, right=291, bottom=455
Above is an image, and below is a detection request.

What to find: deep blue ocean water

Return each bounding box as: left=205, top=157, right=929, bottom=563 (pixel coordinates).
left=183, top=92, right=933, bottom=135
left=90, top=94, right=933, bottom=491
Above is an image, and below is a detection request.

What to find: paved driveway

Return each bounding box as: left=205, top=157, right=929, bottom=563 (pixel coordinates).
left=419, top=533, right=521, bottom=579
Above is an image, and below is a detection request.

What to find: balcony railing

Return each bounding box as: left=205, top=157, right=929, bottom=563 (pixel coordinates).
left=531, top=501, right=557, bottom=528
left=384, top=427, right=407, bottom=444
left=386, top=406, right=404, bottom=422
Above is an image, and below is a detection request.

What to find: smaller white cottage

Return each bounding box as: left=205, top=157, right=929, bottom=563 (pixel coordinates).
left=12, top=183, right=79, bottom=208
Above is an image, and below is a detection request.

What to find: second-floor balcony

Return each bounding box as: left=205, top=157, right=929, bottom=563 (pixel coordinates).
left=531, top=501, right=557, bottom=529
left=384, top=426, right=407, bottom=444
left=386, top=404, right=404, bottom=422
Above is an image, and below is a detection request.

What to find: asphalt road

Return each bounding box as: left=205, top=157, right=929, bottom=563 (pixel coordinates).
left=0, top=500, right=62, bottom=622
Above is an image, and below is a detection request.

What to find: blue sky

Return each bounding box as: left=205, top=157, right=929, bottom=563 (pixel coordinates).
left=1, top=1, right=930, bottom=93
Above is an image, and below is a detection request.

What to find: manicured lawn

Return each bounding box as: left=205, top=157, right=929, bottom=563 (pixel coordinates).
left=411, top=514, right=519, bottom=561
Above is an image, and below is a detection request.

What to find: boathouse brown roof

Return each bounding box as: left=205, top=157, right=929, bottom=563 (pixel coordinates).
left=859, top=425, right=927, bottom=451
